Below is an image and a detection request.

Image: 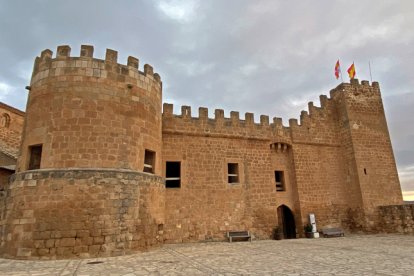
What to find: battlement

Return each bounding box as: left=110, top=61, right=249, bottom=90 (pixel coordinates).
left=329, top=79, right=380, bottom=99
left=31, top=45, right=162, bottom=89
left=289, top=79, right=382, bottom=145
left=162, top=103, right=292, bottom=143
left=163, top=103, right=286, bottom=126
left=163, top=79, right=381, bottom=146
left=299, top=79, right=380, bottom=124
left=292, top=94, right=335, bottom=128
left=162, top=103, right=292, bottom=127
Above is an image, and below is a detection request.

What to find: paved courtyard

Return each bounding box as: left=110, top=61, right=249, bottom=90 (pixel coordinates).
left=0, top=234, right=413, bottom=275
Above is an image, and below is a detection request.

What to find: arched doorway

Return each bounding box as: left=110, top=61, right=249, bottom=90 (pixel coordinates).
left=277, top=205, right=296, bottom=239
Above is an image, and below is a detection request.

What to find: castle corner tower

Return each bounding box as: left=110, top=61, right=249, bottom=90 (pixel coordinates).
left=0, top=45, right=165, bottom=259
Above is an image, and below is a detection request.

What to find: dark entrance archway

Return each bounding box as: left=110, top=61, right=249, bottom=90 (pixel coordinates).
left=277, top=205, right=296, bottom=239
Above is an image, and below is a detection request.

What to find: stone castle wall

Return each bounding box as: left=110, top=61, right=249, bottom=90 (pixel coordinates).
left=161, top=80, right=403, bottom=238
left=161, top=104, right=298, bottom=241
left=289, top=92, right=351, bottom=228
left=0, top=103, right=24, bottom=161
left=0, top=103, right=25, bottom=189
left=0, top=44, right=407, bottom=259
left=162, top=134, right=276, bottom=241
left=0, top=103, right=24, bottom=136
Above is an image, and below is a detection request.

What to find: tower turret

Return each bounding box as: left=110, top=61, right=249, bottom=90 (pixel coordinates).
left=0, top=46, right=165, bottom=259
left=332, top=79, right=403, bottom=229
left=18, top=45, right=162, bottom=174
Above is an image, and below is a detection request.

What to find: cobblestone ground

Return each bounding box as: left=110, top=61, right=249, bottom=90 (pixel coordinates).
left=0, top=234, right=413, bottom=275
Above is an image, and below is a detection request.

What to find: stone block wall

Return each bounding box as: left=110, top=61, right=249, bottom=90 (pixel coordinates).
left=162, top=133, right=280, bottom=242
left=0, top=169, right=165, bottom=259
left=0, top=102, right=24, bottom=136
left=0, top=102, right=24, bottom=159
left=270, top=146, right=301, bottom=229
left=285, top=90, right=353, bottom=229
left=376, top=205, right=414, bottom=234
left=292, top=144, right=351, bottom=228
left=161, top=104, right=303, bottom=240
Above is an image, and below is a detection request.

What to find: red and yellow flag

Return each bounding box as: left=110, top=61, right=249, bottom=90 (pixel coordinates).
left=347, top=63, right=356, bottom=79
left=334, top=60, right=341, bottom=79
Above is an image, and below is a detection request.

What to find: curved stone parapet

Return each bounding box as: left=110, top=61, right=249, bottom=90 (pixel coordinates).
left=0, top=168, right=165, bottom=259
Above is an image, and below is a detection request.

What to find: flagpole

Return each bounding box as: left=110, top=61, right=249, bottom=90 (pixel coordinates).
left=369, top=61, right=373, bottom=82
left=353, top=61, right=355, bottom=80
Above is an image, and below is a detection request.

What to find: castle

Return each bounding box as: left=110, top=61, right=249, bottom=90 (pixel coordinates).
left=0, top=45, right=410, bottom=259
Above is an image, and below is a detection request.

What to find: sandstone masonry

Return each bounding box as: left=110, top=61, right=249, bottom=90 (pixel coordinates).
left=0, top=45, right=408, bottom=259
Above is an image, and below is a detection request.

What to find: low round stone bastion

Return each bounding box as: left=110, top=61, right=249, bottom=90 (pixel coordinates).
left=0, top=168, right=165, bottom=259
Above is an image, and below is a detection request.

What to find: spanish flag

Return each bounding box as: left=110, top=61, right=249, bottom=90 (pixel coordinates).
left=334, top=60, right=341, bottom=79
left=347, top=63, right=356, bottom=79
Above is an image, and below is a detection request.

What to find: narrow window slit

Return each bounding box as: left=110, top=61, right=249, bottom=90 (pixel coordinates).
left=275, top=171, right=285, bottom=191
left=28, top=144, right=42, bottom=170
left=144, top=150, right=155, bottom=174
left=228, top=163, right=239, bottom=184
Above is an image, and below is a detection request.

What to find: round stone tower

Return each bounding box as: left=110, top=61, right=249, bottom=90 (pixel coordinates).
left=0, top=45, right=165, bottom=259
left=18, top=45, right=162, bottom=173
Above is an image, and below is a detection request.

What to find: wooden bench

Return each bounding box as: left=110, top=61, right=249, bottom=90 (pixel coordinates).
left=321, top=228, right=345, bottom=238
left=227, top=231, right=251, bottom=242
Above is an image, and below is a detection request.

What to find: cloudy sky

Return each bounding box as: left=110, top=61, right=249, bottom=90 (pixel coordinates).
left=0, top=0, right=413, bottom=199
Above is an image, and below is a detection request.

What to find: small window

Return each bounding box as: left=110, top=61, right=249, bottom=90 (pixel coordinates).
left=28, top=145, right=42, bottom=170
left=275, top=171, right=285, bottom=191
left=166, top=161, right=181, bottom=188
left=143, top=150, right=155, bottom=174
left=1, top=113, right=10, bottom=128
left=228, top=163, right=239, bottom=184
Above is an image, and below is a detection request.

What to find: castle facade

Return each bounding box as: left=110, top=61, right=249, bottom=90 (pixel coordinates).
left=0, top=45, right=405, bottom=259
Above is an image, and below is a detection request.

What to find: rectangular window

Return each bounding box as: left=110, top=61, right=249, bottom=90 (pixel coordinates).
left=28, top=144, right=42, bottom=170
left=143, top=150, right=155, bottom=174
left=166, top=161, right=181, bottom=188
left=228, top=163, right=239, bottom=184
left=275, top=171, right=285, bottom=191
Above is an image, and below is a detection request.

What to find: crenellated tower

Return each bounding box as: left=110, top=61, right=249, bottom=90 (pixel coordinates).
left=18, top=45, right=162, bottom=173
left=0, top=45, right=165, bottom=259
left=331, top=79, right=403, bottom=229
left=290, top=79, right=403, bottom=231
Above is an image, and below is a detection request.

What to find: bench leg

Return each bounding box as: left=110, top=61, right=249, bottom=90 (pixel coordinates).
left=230, top=237, right=232, bottom=243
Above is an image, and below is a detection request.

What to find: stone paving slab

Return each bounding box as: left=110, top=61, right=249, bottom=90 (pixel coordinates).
left=0, top=234, right=413, bottom=275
